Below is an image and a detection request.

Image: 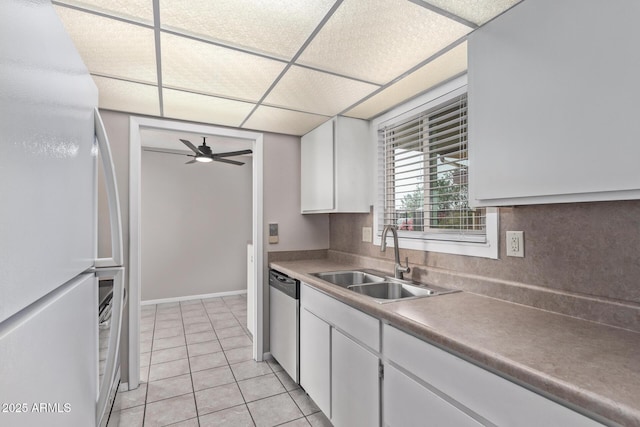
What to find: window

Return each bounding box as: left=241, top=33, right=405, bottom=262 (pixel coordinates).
left=376, top=85, right=498, bottom=258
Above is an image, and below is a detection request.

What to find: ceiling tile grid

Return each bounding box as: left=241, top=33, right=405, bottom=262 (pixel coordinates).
left=161, top=33, right=286, bottom=102
left=345, top=41, right=469, bottom=119
left=93, top=76, right=160, bottom=116
left=52, top=0, right=522, bottom=136
left=296, top=0, right=471, bottom=85
left=243, top=105, right=329, bottom=136
left=54, top=6, right=158, bottom=84
left=163, top=89, right=256, bottom=128
left=160, top=0, right=337, bottom=60
left=420, top=0, right=521, bottom=26
left=264, top=65, right=380, bottom=116
left=55, top=0, right=154, bottom=24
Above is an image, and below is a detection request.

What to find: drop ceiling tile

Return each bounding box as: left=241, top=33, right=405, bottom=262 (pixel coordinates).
left=53, top=0, right=153, bottom=24
left=296, top=0, right=471, bottom=85
left=161, top=33, right=286, bottom=102
left=160, top=0, right=335, bottom=59
left=243, top=106, right=328, bottom=136
left=93, top=76, right=160, bottom=116
left=345, top=42, right=468, bottom=119
left=54, top=6, right=157, bottom=83
left=420, top=0, right=521, bottom=25
left=163, top=89, right=256, bottom=128
left=264, top=66, right=379, bottom=116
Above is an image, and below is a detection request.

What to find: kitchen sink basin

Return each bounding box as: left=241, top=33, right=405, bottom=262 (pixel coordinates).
left=310, top=270, right=385, bottom=287
left=311, top=269, right=458, bottom=303
left=348, top=281, right=436, bottom=300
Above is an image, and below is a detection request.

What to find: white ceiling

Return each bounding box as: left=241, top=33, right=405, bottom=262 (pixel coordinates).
left=53, top=0, right=520, bottom=136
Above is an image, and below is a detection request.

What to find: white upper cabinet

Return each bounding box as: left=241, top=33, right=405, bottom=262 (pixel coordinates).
left=468, top=0, right=640, bottom=207
left=301, top=116, right=371, bottom=213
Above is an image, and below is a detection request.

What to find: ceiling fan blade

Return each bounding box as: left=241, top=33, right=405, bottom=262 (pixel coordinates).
left=212, top=149, right=253, bottom=158
left=143, top=147, right=189, bottom=156
left=214, top=157, right=245, bottom=166
left=185, top=159, right=197, bottom=164
left=180, top=139, right=202, bottom=155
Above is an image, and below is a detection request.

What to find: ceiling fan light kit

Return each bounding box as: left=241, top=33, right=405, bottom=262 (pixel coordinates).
left=195, top=156, right=213, bottom=163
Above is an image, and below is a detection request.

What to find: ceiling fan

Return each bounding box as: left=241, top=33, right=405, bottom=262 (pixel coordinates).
left=180, top=137, right=252, bottom=165
left=146, top=137, right=252, bottom=165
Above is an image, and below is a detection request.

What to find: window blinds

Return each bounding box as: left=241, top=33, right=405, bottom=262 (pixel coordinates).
left=378, top=93, right=486, bottom=242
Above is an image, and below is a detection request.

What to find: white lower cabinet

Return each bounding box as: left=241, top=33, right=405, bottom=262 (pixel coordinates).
left=384, top=364, right=482, bottom=427
left=299, top=307, right=331, bottom=417
left=300, top=283, right=380, bottom=427
left=332, top=329, right=380, bottom=427
left=383, top=324, right=604, bottom=427
left=300, top=287, right=603, bottom=427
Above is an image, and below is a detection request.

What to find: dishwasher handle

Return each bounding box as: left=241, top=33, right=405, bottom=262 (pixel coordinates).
left=269, top=270, right=299, bottom=299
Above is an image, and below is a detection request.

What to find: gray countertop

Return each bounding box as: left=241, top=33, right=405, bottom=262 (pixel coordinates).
left=270, top=258, right=640, bottom=427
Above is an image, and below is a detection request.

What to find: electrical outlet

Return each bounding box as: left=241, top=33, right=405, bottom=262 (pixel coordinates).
left=362, top=227, right=372, bottom=243
left=506, top=231, right=524, bottom=257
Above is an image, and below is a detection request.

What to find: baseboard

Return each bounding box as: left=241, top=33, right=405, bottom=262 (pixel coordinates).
left=141, top=289, right=247, bottom=306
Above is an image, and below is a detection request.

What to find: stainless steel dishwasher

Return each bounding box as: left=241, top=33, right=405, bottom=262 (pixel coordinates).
left=269, top=269, right=300, bottom=383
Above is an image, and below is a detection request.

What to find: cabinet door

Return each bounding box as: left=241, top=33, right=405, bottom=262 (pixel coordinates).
left=384, top=364, right=482, bottom=427
left=468, top=0, right=640, bottom=206
left=384, top=325, right=603, bottom=427
left=301, top=119, right=334, bottom=212
left=300, top=308, right=331, bottom=416
left=331, top=329, right=379, bottom=427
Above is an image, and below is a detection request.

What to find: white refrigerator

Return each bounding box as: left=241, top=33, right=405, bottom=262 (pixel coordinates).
left=0, top=1, right=124, bottom=426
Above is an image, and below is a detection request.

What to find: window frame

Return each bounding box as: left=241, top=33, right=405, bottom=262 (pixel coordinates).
left=372, top=77, right=498, bottom=259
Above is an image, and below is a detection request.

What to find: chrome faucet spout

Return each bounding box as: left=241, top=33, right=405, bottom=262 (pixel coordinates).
left=380, top=225, right=411, bottom=279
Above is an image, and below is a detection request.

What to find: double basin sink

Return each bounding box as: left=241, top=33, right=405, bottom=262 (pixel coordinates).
left=310, top=269, right=457, bottom=304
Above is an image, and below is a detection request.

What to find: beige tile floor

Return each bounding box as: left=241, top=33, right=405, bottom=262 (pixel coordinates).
left=107, top=295, right=332, bottom=427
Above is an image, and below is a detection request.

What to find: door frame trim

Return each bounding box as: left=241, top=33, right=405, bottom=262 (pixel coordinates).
left=128, top=116, right=265, bottom=389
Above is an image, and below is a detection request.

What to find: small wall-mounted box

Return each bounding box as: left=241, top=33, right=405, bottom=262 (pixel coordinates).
left=269, top=223, right=279, bottom=244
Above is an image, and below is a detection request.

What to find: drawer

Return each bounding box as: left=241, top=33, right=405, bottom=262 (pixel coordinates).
left=301, top=283, right=379, bottom=351
left=384, top=364, right=483, bottom=427
left=383, top=324, right=603, bottom=427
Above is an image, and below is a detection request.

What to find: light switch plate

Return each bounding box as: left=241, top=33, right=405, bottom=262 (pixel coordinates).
left=269, top=223, right=279, bottom=244
left=506, top=231, right=524, bottom=257
left=362, top=227, right=372, bottom=243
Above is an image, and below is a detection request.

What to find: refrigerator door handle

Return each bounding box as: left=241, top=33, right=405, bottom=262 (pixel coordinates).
left=94, top=108, right=123, bottom=268
left=94, top=266, right=125, bottom=427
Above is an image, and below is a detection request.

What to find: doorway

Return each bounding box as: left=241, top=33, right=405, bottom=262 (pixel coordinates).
left=128, top=116, right=264, bottom=390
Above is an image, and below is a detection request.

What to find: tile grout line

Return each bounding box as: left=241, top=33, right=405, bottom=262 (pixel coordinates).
left=205, top=296, right=258, bottom=427
left=179, top=299, right=203, bottom=427
left=141, top=303, right=157, bottom=426
left=134, top=297, right=258, bottom=426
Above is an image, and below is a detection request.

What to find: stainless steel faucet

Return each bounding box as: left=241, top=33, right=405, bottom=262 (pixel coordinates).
left=380, top=225, right=411, bottom=280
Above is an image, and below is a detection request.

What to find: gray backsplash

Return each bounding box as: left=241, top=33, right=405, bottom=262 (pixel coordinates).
left=328, top=200, right=640, bottom=332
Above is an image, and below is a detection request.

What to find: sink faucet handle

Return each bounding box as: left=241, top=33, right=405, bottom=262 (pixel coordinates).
left=403, top=257, right=411, bottom=274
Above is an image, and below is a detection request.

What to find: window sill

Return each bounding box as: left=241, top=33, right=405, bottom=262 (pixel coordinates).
left=373, top=208, right=499, bottom=259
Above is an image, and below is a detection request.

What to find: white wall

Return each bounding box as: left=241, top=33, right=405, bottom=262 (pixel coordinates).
left=263, top=132, right=329, bottom=252
left=141, top=149, right=252, bottom=301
